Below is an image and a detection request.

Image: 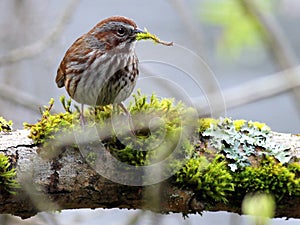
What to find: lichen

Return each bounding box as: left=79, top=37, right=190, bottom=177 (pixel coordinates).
left=201, top=117, right=290, bottom=171
left=0, top=117, right=13, bottom=132
left=0, top=153, right=19, bottom=194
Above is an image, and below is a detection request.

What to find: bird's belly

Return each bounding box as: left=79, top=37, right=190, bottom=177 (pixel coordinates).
left=71, top=54, right=137, bottom=106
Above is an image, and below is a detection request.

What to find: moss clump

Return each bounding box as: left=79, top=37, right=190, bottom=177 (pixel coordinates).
left=23, top=97, right=82, bottom=158
left=24, top=91, right=197, bottom=164
left=102, top=90, right=197, bottom=167
left=176, top=154, right=300, bottom=203
left=0, top=153, right=19, bottom=194
left=198, top=118, right=219, bottom=133
left=0, top=117, right=17, bottom=194
left=136, top=28, right=173, bottom=46
left=176, top=155, right=234, bottom=203
left=24, top=97, right=79, bottom=146
left=0, top=117, right=13, bottom=132
left=234, top=157, right=300, bottom=201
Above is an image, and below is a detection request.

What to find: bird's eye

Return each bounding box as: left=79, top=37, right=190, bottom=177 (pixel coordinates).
left=117, top=27, right=126, bottom=36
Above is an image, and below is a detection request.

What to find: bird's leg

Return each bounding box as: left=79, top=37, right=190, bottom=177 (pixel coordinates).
left=118, top=102, right=136, bottom=136
left=80, top=104, right=86, bottom=126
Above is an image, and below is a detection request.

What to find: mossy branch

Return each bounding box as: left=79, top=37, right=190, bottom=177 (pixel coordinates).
left=0, top=93, right=300, bottom=219
left=0, top=129, right=299, bottom=219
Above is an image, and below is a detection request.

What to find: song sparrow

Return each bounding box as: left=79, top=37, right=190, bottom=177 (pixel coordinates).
left=55, top=16, right=144, bottom=122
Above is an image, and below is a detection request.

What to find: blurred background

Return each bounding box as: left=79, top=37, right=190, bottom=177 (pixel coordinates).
left=0, top=0, right=299, bottom=224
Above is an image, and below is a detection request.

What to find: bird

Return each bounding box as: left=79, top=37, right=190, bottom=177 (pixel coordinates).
left=55, top=16, right=144, bottom=125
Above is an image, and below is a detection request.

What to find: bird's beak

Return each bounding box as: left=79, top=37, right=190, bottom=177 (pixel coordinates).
left=134, top=28, right=146, bottom=34
left=130, top=28, right=146, bottom=42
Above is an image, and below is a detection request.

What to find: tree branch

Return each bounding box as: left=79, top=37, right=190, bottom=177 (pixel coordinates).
left=0, top=84, right=59, bottom=114
left=0, top=0, right=79, bottom=67
left=193, top=65, right=300, bottom=116
left=0, top=129, right=299, bottom=219
left=239, top=0, right=300, bottom=111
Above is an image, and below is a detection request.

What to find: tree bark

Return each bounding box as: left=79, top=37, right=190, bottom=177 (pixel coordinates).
left=0, top=129, right=299, bottom=219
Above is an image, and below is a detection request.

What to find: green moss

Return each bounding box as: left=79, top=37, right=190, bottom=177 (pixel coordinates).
left=136, top=28, right=173, bottom=46
left=24, top=91, right=197, bottom=163
left=23, top=98, right=81, bottom=158
left=176, top=155, right=234, bottom=203
left=24, top=98, right=79, bottom=146
left=234, top=157, right=300, bottom=201
left=175, top=154, right=300, bottom=203
left=0, top=117, right=18, bottom=194
left=0, top=153, right=19, bottom=194
left=104, top=90, right=197, bottom=166
left=0, top=117, right=13, bottom=132
left=198, top=118, right=219, bottom=133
